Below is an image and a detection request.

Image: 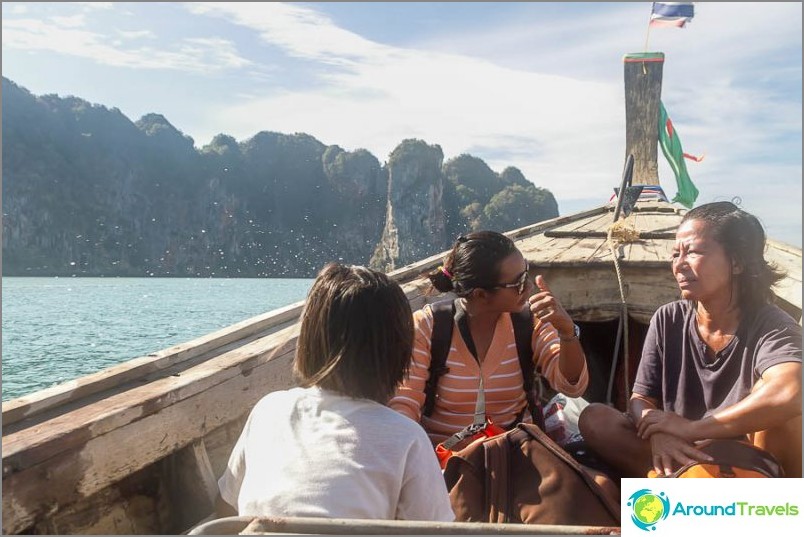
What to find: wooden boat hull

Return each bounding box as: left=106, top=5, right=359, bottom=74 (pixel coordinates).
left=3, top=200, right=801, bottom=534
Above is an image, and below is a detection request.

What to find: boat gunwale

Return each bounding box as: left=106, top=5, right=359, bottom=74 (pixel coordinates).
left=188, top=515, right=620, bottom=535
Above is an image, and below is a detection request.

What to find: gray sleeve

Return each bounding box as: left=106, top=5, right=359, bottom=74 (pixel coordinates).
left=754, top=310, right=803, bottom=377
left=632, top=309, right=664, bottom=401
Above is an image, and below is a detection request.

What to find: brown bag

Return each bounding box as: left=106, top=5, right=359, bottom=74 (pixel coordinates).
left=443, top=423, right=621, bottom=526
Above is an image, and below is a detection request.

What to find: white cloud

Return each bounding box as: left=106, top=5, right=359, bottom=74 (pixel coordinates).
left=51, top=14, right=85, bottom=28
left=8, top=4, right=29, bottom=15
left=188, top=2, right=387, bottom=65
left=2, top=17, right=251, bottom=73
left=75, top=2, right=113, bottom=10
left=116, top=29, right=155, bottom=40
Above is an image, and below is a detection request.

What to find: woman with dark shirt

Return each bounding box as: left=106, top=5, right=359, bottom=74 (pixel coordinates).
left=579, top=202, right=802, bottom=478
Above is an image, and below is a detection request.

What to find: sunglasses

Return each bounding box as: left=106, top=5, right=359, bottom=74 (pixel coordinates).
left=488, top=263, right=530, bottom=295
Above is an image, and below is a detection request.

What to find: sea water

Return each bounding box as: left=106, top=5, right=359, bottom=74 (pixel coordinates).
left=1, top=277, right=313, bottom=401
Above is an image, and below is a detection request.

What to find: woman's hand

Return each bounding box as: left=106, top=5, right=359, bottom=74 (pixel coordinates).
left=529, top=275, right=586, bottom=386
left=648, top=432, right=714, bottom=476
left=637, top=409, right=696, bottom=441
left=528, top=275, right=574, bottom=337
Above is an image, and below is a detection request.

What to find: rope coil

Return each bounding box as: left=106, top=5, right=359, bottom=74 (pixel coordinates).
left=607, top=216, right=640, bottom=245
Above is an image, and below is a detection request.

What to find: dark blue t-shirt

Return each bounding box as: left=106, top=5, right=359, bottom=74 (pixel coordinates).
left=633, top=301, right=802, bottom=420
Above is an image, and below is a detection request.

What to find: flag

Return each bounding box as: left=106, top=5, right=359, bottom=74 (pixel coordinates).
left=650, top=2, right=695, bottom=28
left=659, top=101, right=699, bottom=208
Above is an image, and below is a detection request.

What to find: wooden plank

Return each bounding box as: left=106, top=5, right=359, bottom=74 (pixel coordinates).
left=389, top=206, right=610, bottom=286
left=203, top=416, right=249, bottom=478
left=764, top=240, right=802, bottom=313
left=33, top=466, right=166, bottom=534
left=544, top=230, right=675, bottom=239
left=624, top=52, right=664, bottom=185
left=163, top=440, right=219, bottom=532
left=505, top=206, right=609, bottom=239
left=549, top=210, right=614, bottom=234
left=2, top=346, right=298, bottom=534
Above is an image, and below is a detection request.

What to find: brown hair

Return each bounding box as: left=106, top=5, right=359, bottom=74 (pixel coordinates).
left=426, top=231, right=518, bottom=297
left=294, top=262, right=413, bottom=403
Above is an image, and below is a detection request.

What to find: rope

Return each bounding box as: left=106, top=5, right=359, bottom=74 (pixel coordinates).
left=608, top=217, right=640, bottom=243
left=606, top=217, right=634, bottom=405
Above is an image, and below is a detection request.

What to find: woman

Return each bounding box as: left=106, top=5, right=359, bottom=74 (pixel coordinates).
left=389, top=231, right=589, bottom=447
left=216, top=263, right=454, bottom=521
left=579, top=202, right=802, bottom=478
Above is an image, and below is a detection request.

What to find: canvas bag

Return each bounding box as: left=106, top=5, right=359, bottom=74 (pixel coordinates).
left=649, top=439, right=784, bottom=478
left=443, top=422, right=621, bottom=526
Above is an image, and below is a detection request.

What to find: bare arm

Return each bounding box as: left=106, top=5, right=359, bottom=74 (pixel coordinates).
left=691, top=362, right=802, bottom=440
left=555, top=335, right=586, bottom=384
left=630, top=393, right=713, bottom=475
left=639, top=362, right=802, bottom=442
left=629, top=393, right=659, bottom=424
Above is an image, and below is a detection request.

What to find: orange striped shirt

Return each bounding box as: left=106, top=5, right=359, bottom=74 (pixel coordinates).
left=389, top=303, right=588, bottom=445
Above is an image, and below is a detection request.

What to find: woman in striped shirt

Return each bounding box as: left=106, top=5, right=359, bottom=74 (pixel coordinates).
left=389, top=231, right=589, bottom=446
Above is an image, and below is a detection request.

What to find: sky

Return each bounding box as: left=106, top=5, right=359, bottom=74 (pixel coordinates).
left=2, top=2, right=802, bottom=247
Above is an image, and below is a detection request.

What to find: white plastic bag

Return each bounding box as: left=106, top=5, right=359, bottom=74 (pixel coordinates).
left=543, top=393, right=589, bottom=447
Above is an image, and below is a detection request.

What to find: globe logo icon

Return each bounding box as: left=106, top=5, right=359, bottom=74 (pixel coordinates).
left=627, top=489, right=670, bottom=531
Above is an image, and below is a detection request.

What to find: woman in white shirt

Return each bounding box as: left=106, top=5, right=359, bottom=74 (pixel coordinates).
left=216, top=263, right=454, bottom=522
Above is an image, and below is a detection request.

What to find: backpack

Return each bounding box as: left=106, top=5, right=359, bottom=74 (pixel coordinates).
left=443, top=422, right=621, bottom=526
left=423, top=298, right=544, bottom=430
left=649, top=439, right=784, bottom=478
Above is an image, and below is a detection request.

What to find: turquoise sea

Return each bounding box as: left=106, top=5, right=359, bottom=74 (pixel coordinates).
left=1, top=277, right=313, bottom=401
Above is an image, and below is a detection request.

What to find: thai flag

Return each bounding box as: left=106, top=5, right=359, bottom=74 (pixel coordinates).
left=650, top=2, right=695, bottom=28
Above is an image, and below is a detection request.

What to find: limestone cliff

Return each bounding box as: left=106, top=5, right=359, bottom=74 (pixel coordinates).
left=371, top=140, right=447, bottom=271
left=2, top=77, right=558, bottom=278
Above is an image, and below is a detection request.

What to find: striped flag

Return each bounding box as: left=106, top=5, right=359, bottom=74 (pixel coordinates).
left=650, top=2, right=695, bottom=28
left=659, top=102, right=699, bottom=209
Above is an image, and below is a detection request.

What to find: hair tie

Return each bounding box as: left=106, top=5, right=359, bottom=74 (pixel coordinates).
left=438, top=265, right=453, bottom=280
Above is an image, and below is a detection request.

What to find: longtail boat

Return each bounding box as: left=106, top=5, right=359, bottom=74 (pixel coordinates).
left=3, top=52, right=801, bottom=535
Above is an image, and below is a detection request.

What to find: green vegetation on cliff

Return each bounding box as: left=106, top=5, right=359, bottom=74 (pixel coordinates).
left=2, top=77, right=558, bottom=277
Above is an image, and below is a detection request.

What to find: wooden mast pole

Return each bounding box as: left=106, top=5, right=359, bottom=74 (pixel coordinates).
left=623, top=52, right=664, bottom=186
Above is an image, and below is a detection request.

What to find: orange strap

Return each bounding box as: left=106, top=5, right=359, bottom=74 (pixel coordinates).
left=436, top=419, right=506, bottom=469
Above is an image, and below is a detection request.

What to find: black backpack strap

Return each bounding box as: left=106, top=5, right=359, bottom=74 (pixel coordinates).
left=510, top=308, right=545, bottom=430
left=423, top=299, right=456, bottom=418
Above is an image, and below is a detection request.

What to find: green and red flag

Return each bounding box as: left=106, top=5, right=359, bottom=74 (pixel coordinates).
left=659, top=101, right=700, bottom=208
